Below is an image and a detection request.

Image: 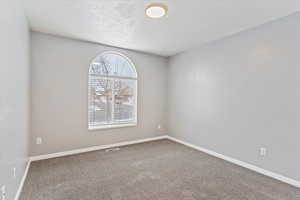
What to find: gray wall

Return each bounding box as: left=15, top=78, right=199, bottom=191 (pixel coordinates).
left=0, top=0, right=30, bottom=199
left=31, top=32, right=168, bottom=156
left=168, top=13, right=300, bottom=181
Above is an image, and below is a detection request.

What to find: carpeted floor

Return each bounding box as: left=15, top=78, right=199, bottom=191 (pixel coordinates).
left=20, top=140, right=300, bottom=200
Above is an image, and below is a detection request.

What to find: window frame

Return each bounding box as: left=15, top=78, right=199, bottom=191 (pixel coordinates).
left=87, top=51, right=138, bottom=131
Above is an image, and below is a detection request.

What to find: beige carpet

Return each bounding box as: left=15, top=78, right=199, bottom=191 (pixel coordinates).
left=20, top=140, right=300, bottom=200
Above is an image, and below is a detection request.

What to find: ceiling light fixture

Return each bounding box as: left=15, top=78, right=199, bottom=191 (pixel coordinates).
left=145, top=3, right=168, bottom=19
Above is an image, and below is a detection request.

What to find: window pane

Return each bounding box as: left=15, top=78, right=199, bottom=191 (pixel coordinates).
left=88, top=52, right=138, bottom=129
left=88, top=77, right=113, bottom=126
left=113, top=79, right=136, bottom=122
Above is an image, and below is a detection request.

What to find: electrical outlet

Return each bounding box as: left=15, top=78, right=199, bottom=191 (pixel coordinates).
left=260, top=147, right=267, bottom=156
left=36, top=137, right=42, bottom=145
left=13, top=167, right=16, bottom=178
left=1, top=185, right=6, bottom=200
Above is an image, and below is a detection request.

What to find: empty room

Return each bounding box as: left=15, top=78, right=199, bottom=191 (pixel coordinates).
left=1, top=0, right=300, bottom=199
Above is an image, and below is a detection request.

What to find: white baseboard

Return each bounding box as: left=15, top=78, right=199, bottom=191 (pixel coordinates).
left=14, top=159, right=31, bottom=200
left=166, top=136, right=300, bottom=188
left=30, top=135, right=168, bottom=161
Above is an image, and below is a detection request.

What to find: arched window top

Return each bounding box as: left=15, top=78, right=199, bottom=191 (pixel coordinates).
left=89, top=52, right=137, bottom=79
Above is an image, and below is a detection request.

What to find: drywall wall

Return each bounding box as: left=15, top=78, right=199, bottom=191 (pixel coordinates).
left=0, top=0, right=30, bottom=199
left=168, top=12, right=300, bottom=181
left=31, top=32, right=168, bottom=156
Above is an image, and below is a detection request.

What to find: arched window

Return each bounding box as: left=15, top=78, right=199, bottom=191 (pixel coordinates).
left=88, top=52, right=137, bottom=130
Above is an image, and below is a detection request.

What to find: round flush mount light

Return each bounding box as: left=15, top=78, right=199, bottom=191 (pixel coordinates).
left=145, top=3, right=168, bottom=18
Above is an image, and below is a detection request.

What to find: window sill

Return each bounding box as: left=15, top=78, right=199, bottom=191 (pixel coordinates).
left=88, top=123, right=137, bottom=131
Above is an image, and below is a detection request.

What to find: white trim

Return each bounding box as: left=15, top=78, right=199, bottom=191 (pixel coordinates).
left=30, top=135, right=168, bottom=161
left=14, top=160, right=31, bottom=200
left=88, top=123, right=137, bottom=131
left=166, top=136, right=300, bottom=188
left=90, top=74, right=138, bottom=80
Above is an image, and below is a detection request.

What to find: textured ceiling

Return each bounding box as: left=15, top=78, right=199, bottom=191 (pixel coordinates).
left=25, top=0, right=300, bottom=56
